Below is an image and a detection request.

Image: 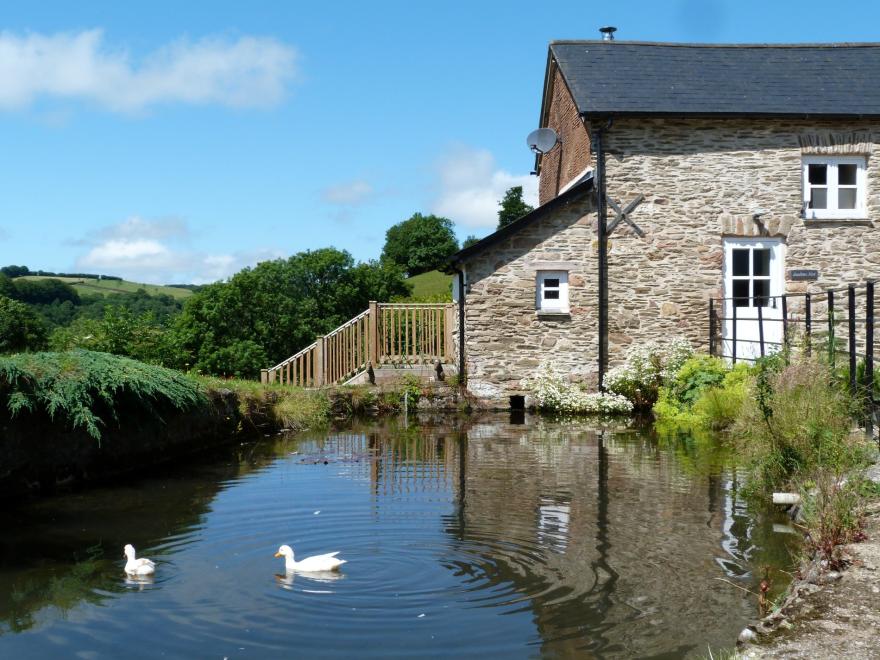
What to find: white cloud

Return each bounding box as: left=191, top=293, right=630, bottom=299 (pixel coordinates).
left=321, top=179, right=373, bottom=205
left=0, top=29, right=297, bottom=112
left=432, top=145, right=538, bottom=229
left=75, top=216, right=281, bottom=284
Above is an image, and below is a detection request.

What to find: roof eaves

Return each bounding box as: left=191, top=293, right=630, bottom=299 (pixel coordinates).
left=549, top=39, right=880, bottom=48
left=446, top=173, right=594, bottom=269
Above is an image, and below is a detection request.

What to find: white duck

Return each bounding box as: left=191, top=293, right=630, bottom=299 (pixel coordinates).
left=123, top=544, right=156, bottom=576
left=274, top=545, right=346, bottom=572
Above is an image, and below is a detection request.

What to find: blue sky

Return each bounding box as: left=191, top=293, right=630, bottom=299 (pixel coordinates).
left=1, top=0, right=878, bottom=283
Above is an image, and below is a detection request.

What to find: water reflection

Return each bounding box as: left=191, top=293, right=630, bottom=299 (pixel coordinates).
left=0, top=415, right=796, bottom=658
left=275, top=570, right=344, bottom=593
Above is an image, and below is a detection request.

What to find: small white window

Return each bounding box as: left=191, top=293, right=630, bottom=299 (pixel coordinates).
left=536, top=271, right=569, bottom=313
left=803, top=156, right=867, bottom=219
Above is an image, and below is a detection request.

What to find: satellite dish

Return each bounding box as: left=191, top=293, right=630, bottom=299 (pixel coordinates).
left=526, top=128, right=559, bottom=155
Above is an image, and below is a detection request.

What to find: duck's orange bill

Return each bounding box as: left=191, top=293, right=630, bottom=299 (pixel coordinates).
left=274, top=552, right=282, bottom=557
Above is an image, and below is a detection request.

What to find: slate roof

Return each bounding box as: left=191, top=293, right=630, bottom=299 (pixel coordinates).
left=447, top=173, right=594, bottom=267
left=550, top=41, right=880, bottom=117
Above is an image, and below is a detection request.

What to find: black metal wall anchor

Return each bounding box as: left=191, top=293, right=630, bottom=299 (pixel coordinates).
left=607, top=194, right=645, bottom=237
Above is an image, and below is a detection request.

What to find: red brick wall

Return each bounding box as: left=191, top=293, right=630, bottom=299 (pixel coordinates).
left=538, top=67, right=592, bottom=205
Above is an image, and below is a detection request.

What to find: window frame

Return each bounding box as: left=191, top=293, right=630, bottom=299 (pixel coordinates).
left=730, top=245, right=772, bottom=308
left=803, top=155, right=867, bottom=220
left=536, top=270, right=569, bottom=314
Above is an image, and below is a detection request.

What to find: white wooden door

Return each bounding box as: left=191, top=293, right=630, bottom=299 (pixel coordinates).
left=722, top=238, right=785, bottom=362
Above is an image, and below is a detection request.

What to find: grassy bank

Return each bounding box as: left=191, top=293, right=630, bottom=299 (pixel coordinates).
left=0, top=350, right=460, bottom=498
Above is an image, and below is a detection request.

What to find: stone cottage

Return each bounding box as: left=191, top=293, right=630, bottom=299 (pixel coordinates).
left=448, top=37, right=880, bottom=405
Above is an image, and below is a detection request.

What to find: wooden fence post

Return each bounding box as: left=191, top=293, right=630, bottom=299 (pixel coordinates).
left=260, top=369, right=268, bottom=384
left=445, top=304, right=455, bottom=361
left=368, top=301, right=379, bottom=367
left=315, top=336, right=326, bottom=387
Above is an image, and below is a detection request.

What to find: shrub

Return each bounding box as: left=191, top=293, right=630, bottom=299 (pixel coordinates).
left=0, top=350, right=207, bottom=441
left=604, top=338, right=693, bottom=409
left=653, top=357, right=752, bottom=431
left=528, top=363, right=633, bottom=415
left=691, top=366, right=751, bottom=429
left=668, top=355, right=728, bottom=406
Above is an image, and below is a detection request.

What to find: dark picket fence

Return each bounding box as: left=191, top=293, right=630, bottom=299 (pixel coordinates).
left=708, top=281, right=878, bottom=438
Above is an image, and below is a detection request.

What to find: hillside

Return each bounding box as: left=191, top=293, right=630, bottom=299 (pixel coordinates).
left=16, top=276, right=194, bottom=300
left=405, top=270, right=452, bottom=300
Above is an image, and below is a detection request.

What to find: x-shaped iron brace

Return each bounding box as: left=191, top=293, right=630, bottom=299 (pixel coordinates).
left=606, top=194, right=645, bottom=237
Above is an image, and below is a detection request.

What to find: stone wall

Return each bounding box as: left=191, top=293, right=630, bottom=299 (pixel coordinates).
left=462, top=190, right=598, bottom=403
left=461, top=116, right=880, bottom=405
left=538, top=67, right=592, bottom=205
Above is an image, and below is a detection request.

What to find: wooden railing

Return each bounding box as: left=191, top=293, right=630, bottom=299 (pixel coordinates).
left=262, top=301, right=455, bottom=387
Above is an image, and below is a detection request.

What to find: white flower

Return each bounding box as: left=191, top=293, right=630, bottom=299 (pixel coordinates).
left=526, top=363, right=633, bottom=415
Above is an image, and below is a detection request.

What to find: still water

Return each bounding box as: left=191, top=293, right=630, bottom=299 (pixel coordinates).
left=0, top=415, right=795, bottom=659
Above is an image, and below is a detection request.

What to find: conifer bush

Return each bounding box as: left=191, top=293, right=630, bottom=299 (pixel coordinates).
left=0, top=350, right=207, bottom=441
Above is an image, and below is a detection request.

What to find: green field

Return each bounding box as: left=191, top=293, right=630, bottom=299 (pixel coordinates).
left=405, top=270, right=453, bottom=300
left=16, top=276, right=194, bottom=299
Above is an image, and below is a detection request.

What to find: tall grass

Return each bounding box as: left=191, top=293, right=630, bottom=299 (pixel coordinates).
left=194, top=376, right=331, bottom=433
left=0, top=350, right=207, bottom=441
left=735, top=355, right=866, bottom=495
left=734, top=353, right=876, bottom=564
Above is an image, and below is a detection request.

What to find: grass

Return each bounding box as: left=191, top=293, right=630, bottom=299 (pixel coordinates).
left=15, top=275, right=193, bottom=300
left=404, top=270, right=452, bottom=300
left=194, top=376, right=331, bottom=433
left=0, top=350, right=207, bottom=441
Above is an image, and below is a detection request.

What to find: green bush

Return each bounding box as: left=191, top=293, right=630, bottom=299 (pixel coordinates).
left=652, top=356, right=751, bottom=431
left=49, top=307, right=180, bottom=366
left=668, top=355, right=728, bottom=406
left=691, top=366, right=751, bottom=430
left=0, top=350, right=207, bottom=441
left=0, top=296, right=48, bottom=353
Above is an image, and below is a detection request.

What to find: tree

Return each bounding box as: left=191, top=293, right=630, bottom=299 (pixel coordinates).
left=0, top=296, right=48, bottom=353
left=380, top=213, right=459, bottom=276
left=49, top=306, right=179, bottom=366
left=171, top=248, right=410, bottom=378
left=11, top=278, right=80, bottom=305
left=462, top=235, right=480, bottom=249
left=0, top=265, right=29, bottom=278
left=497, top=186, right=534, bottom=229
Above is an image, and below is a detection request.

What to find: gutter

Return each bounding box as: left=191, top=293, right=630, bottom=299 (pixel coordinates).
left=588, top=114, right=612, bottom=391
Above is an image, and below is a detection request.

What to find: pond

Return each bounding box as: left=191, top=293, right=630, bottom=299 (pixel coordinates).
left=0, top=415, right=796, bottom=658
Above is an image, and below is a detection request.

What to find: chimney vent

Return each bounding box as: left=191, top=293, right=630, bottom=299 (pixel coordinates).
left=599, top=26, right=617, bottom=41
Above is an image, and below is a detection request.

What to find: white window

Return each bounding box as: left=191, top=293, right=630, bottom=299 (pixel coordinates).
left=803, top=156, right=867, bottom=219
left=536, top=271, right=569, bottom=313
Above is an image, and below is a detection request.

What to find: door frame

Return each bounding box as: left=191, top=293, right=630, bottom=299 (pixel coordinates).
left=722, top=237, right=786, bottom=361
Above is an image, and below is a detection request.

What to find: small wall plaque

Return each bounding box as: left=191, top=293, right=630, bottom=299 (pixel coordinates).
left=790, top=269, right=819, bottom=281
